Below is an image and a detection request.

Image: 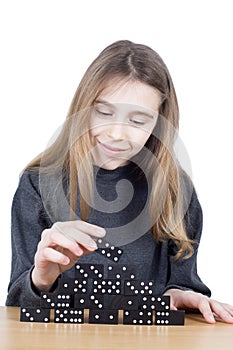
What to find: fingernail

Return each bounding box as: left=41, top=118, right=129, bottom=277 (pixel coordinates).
left=97, top=228, right=106, bottom=236
left=63, top=257, right=70, bottom=265
left=209, top=314, right=215, bottom=323
left=76, top=248, right=83, bottom=256
left=89, top=242, right=98, bottom=250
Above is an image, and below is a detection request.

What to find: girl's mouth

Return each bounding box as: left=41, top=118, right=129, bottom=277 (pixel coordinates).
left=97, top=140, right=129, bottom=156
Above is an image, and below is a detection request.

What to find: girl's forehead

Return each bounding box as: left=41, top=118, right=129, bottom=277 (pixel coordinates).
left=97, top=79, right=162, bottom=113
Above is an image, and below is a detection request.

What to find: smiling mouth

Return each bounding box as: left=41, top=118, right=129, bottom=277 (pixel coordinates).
left=97, top=140, right=129, bottom=154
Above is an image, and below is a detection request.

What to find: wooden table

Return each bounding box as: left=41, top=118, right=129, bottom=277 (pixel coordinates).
left=1, top=307, right=233, bottom=350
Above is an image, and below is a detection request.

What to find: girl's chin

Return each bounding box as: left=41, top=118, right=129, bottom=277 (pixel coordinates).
left=93, top=157, right=129, bottom=170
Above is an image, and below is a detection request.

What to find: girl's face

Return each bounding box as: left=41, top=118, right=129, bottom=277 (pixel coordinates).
left=89, top=79, right=161, bottom=170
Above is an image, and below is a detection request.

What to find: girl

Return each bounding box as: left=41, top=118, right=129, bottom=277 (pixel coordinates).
left=6, top=40, right=233, bottom=324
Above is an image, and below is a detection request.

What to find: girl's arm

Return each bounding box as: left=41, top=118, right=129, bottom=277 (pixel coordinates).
left=164, top=184, right=211, bottom=297
left=6, top=171, right=51, bottom=306
left=6, top=171, right=105, bottom=306
left=164, top=180, right=233, bottom=323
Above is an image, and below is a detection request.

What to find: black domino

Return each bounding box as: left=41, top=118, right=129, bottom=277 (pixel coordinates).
left=75, top=263, right=104, bottom=279
left=140, top=295, right=170, bottom=311
left=92, top=279, right=121, bottom=295
left=107, top=295, right=139, bottom=310
left=155, top=310, right=185, bottom=326
left=124, top=280, right=155, bottom=296
left=89, top=309, right=118, bottom=324
left=58, top=277, right=89, bottom=294
left=40, top=292, right=72, bottom=309
left=123, top=310, right=153, bottom=325
left=74, top=294, right=104, bottom=309
left=96, top=239, right=123, bottom=262
left=54, top=308, right=84, bottom=323
left=20, top=307, right=50, bottom=323
left=107, top=264, right=136, bottom=280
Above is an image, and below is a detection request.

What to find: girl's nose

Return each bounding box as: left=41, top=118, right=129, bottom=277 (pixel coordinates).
left=106, top=122, right=125, bottom=140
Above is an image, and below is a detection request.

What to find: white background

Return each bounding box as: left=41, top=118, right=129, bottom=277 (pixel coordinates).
left=0, top=0, right=232, bottom=306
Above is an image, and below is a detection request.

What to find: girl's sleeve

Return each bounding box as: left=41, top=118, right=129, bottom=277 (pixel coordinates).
left=6, top=171, right=53, bottom=306
left=163, top=182, right=211, bottom=297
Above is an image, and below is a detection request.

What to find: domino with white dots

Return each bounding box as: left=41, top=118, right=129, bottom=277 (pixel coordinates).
left=54, top=308, right=84, bottom=323
left=40, top=292, right=72, bottom=309
left=96, top=239, right=123, bottom=263
left=20, top=307, right=50, bottom=323
left=74, top=294, right=104, bottom=309
left=58, top=277, right=89, bottom=294
left=140, top=295, right=170, bottom=311
left=124, top=280, right=155, bottom=296
left=75, top=263, right=104, bottom=279
left=92, top=279, right=121, bottom=295
left=155, top=310, right=185, bottom=326
left=89, top=309, right=118, bottom=324
left=107, top=295, right=139, bottom=310
left=123, top=310, right=153, bottom=325
left=107, top=264, right=136, bottom=280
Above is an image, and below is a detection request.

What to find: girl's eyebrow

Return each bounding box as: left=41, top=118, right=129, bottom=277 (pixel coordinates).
left=94, top=99, right=155, bottom=119
left=94, top=99, right=112, bottom=106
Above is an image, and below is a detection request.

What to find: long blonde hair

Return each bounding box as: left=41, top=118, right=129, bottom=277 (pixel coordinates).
left=26, top=40, right=195, bottom=260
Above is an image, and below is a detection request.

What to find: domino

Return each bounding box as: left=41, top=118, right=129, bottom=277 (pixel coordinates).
left=89, top=309, right=118, bottom=324
left=107, top=264, right=136, bottom=280
left=96, top=239, right=123, bottom=262
left=58, top=277, right=89, bottom=294
left=155, top=310, right=185, bottom=326
left=75, top=263, right=104, bottom=279
left=74, top=294, right=104, bottom=309
left=54, top=308, right=84, bottom=323
left=107, top=295, right=139, bottom=310
left=20, top=307, right=50, bottom=323
left=40, top=292, right=72, bottom=309
left=124, top=280, right=155, bottom=296
left=92, top=279, right=121, bottom=295
left=139, top=295, right=170, bottom=311
left=123, top=310, right=153, bottom=325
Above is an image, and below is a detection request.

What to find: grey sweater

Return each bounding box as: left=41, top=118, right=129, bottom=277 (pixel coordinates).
left=6, top=162, right=211, bottom=306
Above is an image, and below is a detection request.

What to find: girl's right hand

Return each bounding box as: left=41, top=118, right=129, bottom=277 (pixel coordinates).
left=31, top=220, right=106, bottom=292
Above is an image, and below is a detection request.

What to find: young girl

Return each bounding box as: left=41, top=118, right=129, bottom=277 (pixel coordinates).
left=6, top=40, right=233, bottom=324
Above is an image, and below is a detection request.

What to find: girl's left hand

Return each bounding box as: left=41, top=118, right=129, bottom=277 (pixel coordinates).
left=164, top=288, right=233, bottom=324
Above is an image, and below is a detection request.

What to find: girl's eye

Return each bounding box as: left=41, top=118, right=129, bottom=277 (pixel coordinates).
left=95, top=108, right=113, bottom=117
left=130, top=119, right=145, bottom=126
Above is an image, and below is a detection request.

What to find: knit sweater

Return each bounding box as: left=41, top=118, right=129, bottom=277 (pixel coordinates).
left=6, top=162, right=211, bottom=306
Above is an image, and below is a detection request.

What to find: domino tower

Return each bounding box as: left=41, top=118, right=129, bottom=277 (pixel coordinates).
left=20, top=238, right=185, bottom=325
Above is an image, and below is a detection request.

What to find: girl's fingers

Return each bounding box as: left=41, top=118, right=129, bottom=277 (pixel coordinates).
left=63, top=230, right=98, bottom=250
left=40, top=247, right=71, bottom=265
left=169, top=303, right=178, bottom=311
left=40, top=229, right=83, bottom=256
left=198, top=298, right=233, bottom=324
left=36, top=220, right=106, bottom=271
left=54, top=221, right=106, bottom=238
left=40, top=222, right=103, bottom=257
left=52, top=222, right=105, bottom=251
left=197, top=298, right=216, bottom=324
left=76, top=221, right=106, bottom=237
left=210, top=301, right=233, bottom=323
left=163, top=289, right=233, bottom=324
